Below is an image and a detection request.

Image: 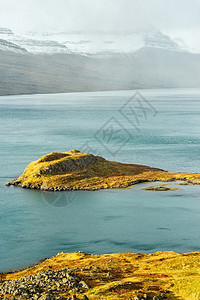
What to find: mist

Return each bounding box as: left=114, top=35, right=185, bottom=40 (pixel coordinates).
left=0, top=0, right=200, bottom=35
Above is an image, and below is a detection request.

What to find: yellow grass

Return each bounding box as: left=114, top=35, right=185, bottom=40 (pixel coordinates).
left=1, top=251, right=200, bottom=299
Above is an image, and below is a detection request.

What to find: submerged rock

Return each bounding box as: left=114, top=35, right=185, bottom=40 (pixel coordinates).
left=142, top=185, right=179, bottom=191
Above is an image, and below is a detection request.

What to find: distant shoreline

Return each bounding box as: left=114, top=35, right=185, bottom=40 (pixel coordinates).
left=1, top=87, right=200, bottom=98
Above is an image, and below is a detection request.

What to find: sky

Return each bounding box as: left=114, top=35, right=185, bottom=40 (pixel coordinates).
left=0, top=0, right=199, bottom=32
left=0, top=0, right=199, bottom=48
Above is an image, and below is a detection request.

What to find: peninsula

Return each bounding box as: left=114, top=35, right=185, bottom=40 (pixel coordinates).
left=6, top=150, right=200, bottom=191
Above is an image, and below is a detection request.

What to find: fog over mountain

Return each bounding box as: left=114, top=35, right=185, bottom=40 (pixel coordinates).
left=0, top=0, right=200, bottom=95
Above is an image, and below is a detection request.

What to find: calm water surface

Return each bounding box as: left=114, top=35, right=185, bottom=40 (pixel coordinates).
left=0, top=88, right=200, bottom=271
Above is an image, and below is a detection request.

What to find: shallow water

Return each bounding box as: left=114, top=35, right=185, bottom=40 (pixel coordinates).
left=0, top=88, right=200, bottom=271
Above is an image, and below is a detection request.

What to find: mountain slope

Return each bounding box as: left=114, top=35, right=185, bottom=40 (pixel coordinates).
left=0, top=51, right=134, bottom=95
left=0, top=28, right=200, bottom=95
left=0, top=46, right=200, bottom=95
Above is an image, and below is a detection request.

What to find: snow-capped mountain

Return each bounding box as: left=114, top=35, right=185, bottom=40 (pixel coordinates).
left=0, top=39, right=27, bottom=54
left=0, top=27, right=71, bottom=54
left=0, top=26, right=200, bottom=96
left=1, top=30, right=144, bottom=55
left=0, top=27, right=192, bottom=55
left=1, top=26, right=200, bottom=96
left=144, top=31, right=185, bottom=52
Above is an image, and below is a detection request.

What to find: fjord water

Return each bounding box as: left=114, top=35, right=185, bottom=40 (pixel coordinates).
left=0, top=88, right=200, bottom=271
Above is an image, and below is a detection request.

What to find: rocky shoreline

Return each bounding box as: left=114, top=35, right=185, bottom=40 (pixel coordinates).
left=6, top=178, right=153, bottom=191
left=0, top=267, right=89, bottom=300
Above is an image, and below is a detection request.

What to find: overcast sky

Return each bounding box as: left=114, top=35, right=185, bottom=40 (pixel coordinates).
left=0, top=0, right=199, bottom=36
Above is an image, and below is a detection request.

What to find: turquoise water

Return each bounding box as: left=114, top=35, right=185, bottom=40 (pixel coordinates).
left=0, top=88, right=200, bottom=271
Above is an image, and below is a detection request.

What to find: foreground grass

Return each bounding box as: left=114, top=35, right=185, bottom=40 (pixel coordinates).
left=1, top=251, right=200, bottom=299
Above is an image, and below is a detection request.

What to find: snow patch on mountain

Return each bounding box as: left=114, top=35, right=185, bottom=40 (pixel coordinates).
left=144, top=31, right=185, bottom=52
left=0, top=28, right=71, bottom=54
left=9, top=37, right=71, bottom=54
left=0, top=39, right=27, bottom=54
left=0, top=27, right=194, bottom=55
left=16, top=31, right=144, bottom=55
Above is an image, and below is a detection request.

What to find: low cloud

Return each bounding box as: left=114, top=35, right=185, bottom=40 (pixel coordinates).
left=0, top=0, right=199, bottom=37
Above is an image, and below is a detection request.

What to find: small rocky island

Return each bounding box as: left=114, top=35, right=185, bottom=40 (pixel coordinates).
left=6, top=150, right=200, bottom=191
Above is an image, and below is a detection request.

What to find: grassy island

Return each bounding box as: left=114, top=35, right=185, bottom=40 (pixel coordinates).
left=6, top=150, right=200, bottom=191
